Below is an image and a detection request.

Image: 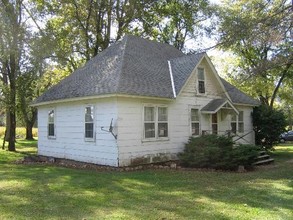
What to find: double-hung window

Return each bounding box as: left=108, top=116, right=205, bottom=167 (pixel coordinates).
left=85, top=106, right=94, bottom=139
left=48, top=109, right=55, bottom=138
left=238, top=111, right=244, bottom=133
left=191, top=109, right=200, bottom=136
left=197, top=67, right=205, bottom=94
left=231, top=114, right=237, bottom=134
left=231, top=111, right=244, bottom=133
left=158, top=107, right=168, bottom=137
left=144, top=106, right=168, bottom=140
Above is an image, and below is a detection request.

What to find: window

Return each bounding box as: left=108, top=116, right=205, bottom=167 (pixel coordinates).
left=144, top=106, right=168, bottom=140
left=158, top=107, right=168, bottom=137
left=144, top=106, right=155, bottom=138
left=85, top=106, right=94, bottom=139
left=212, top=113, right=218, bottom=134
left=197, top=68, right=205, bottom=94
left=238, top=111, right=244, bottom=133
left=231, top=111, right=244, bottom=133
left=48, top=109, right=55, bottom=137
left=231, top=114, right=237, bottom=134
left=191, top=109, right=200, bottom=136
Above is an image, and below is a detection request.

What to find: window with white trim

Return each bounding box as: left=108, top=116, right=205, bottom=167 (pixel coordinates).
left=191, top=109, right=200, bottom=136
left=158, top=107, right=168, bottom=137
left=231, top=111, right=244, bottom=133
left=238, top=111, right=244, bottom=133
left=231, top=114, right=237, bottom=134
left=144, top=106, right=168, bottom=139
left=197, top=67, right=205, bottom=94
left=85, top=106, right=94, bottom=139
left=48, top=109, right=55, bottom=137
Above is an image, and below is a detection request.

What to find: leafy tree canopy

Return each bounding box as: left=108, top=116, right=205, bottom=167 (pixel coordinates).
left=217, top=0, right=293, bottom=108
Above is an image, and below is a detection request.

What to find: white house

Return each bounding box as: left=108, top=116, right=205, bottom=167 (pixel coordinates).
left=32, top=35, right=259, bottom=167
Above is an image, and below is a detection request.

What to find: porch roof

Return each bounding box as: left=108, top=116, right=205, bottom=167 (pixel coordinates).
left=200, top=99, right=239, bottom=114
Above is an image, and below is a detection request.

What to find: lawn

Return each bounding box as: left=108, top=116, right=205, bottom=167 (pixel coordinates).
left=0, top=140, right=292, bottom=220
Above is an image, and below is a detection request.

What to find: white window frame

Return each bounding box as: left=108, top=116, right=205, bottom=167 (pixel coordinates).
left=84, top=105, right=95, bottom=142
left=143, top=105, right=169, bottom=141
left=48, top=109, right=56, bottom=139
left=211, top=113, right=218, bottom=135
left=230, top=111, right=244, bottom=134
left=231, top=114, right=237, bottom=134
left=238, top=111, right=244, bottom=133
left=190, top=108, right=201, bottom=136
left=197, top=67, right=206, bottom=94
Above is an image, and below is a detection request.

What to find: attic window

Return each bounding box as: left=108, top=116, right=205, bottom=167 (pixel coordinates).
left=197, top=68, right=205, bottom=94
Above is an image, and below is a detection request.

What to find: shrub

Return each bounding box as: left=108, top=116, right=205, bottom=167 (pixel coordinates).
left=252, top=105, right=286, bottom=150
left=178, top=135, right=259, bottom=170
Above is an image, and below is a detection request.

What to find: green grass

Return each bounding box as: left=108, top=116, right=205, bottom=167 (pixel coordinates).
left=0, top=141, right=292, bottom=220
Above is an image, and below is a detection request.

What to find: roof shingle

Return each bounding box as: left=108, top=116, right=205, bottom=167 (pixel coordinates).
left=33, top=35, right=259, bottom=107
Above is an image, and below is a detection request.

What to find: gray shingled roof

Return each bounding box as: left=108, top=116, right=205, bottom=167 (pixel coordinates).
left=201, top=99, right=227, bottom=113
left=169, top=53, right=205, bottom=95
left=33, top=35, right=184, bottom=104
left=220, top=78, right=260, bottom=106
left=33, top=35, right=259, bottom=106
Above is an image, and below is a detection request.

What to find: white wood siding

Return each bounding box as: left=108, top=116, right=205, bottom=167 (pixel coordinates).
left=37, top=98, right=119, bottom=166
left=116, top=58, right=255, bottom=166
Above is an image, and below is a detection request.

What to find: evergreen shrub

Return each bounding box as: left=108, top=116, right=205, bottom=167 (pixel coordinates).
left=178, top=134, right=259, bottom=170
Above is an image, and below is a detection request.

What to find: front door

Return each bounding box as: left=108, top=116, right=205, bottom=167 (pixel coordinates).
left=212, top=113, right=218, bottom=134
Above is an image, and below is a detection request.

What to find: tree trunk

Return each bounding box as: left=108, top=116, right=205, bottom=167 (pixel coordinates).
left=26, top=124, right=34, bottom=140
left=8, top=111, right=16, bottom=151
left=4, top=111, right=10, bottom=141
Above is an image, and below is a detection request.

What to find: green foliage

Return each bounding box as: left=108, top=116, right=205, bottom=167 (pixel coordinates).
left=137, top=0, right=213, bottom=52
left=217, top=0, right=293, bottom=108
left=178, top=135, right=259, bottom=170
left=0, top=127, right=38, bottom=139
left=253, top=105, right=287, bottom=150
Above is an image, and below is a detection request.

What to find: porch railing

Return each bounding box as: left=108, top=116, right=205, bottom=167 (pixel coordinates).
left=201, top=130, right=255, bottom=145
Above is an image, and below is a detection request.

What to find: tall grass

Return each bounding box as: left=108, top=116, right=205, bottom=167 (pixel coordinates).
left=0, top=127, right=38, bottom=139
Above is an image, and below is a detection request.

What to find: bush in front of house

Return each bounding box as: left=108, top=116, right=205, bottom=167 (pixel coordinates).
left=178, top=134, right=259, bottom=170
left=252, top=105, right=286, bottom=150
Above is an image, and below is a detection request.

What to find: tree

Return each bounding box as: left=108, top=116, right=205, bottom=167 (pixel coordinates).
left=33, top=0, right=145, bottom=71
left=135, top=0, right=213, bottom=52
left=252, top=105, right=286, bottom=149
left=0, top=0, right=26, bottom=151
left=217, top=0, right=293, bottom=108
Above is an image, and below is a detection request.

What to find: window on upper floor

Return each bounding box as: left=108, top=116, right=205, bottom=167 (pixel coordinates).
left=85, top=106, right=94, bottom=140
left=48, top=109, right=55, bottom=138
left=144, top=106, right=168, bottom=140
left=197, top=67, right=205, bottom=94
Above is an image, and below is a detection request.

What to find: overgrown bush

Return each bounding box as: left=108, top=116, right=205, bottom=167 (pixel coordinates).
left=178, top=135, right=259, bottom=170
left=252, top=105, right=286, bottom=150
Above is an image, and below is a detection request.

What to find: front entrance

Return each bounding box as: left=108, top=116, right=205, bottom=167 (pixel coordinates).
left=211, top=113, right=218, bottom=134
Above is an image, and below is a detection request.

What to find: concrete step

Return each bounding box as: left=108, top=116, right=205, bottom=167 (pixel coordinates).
left=256, top=154, right=270, bottom=160
left=253, top=158, right=274, bottom=166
